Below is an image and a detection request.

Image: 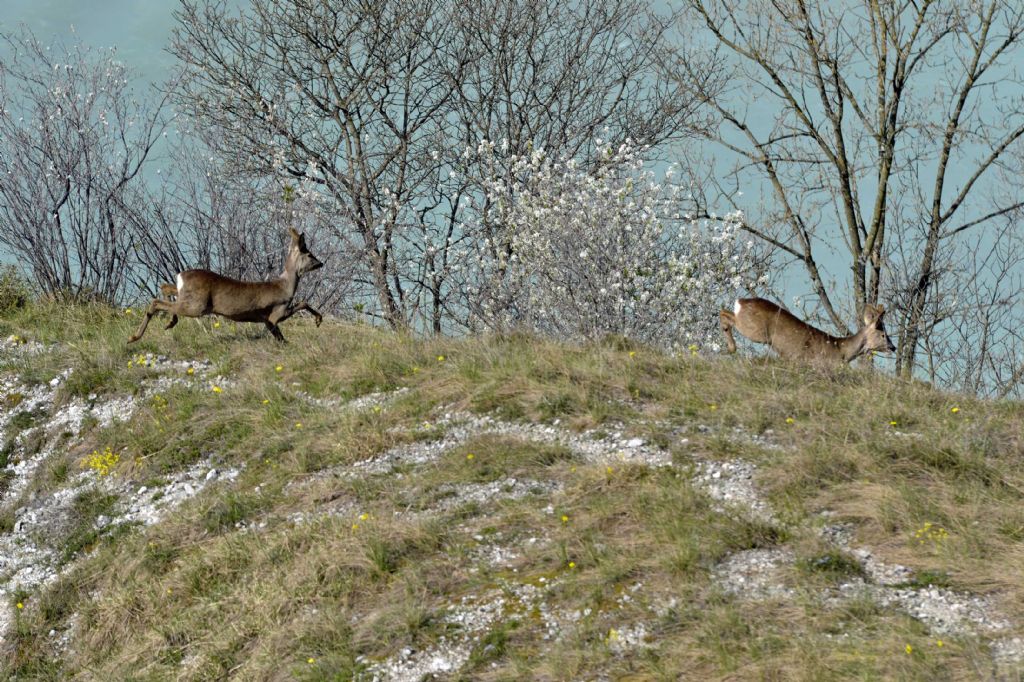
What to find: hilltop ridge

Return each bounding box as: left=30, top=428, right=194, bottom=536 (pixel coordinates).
left=0, top=303, right=1022, bottom=680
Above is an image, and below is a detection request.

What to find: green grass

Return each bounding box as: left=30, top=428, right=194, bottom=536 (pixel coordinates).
left=0, top=301, right=1022, bottom=679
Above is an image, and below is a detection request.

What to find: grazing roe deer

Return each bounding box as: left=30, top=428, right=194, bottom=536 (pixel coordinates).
left=128, top=228, right=324, bottom=344
left=719, top=298, right=895, bottom=363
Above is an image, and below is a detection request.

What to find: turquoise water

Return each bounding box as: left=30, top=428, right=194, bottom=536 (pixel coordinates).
left=0, top=1, right=179, bottom=87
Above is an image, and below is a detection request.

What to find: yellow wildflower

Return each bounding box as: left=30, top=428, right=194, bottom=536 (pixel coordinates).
left=82, top=446, right=120, bottom=477
left=568, top=561, right=576, bottom=569
left=359, top=513, right=369, bottom=521
left=262, top=399, right=270, bottom=405
left=785, top=417, right=795, bottom=424
left=905, top=644, right=913, bottom=655
left=437, top=355, right=445, bottom=362
left=186, top=367, right=194, bottom=375
left=951, top=406, right=960, bottom=413
left=561, top=515, right=569, bottom=523
left=628, top=350, right=636, bottom=358
left=275, top=364, right=283, bottom=372
left=213, top=321, right=221, bottom=328
left=295, top=422, right=303, bottom=429
left=307, top=658, right=315, bottom=664
left=709, top=403, right=717, bottom=411
left=211, top=385, right=223, bottom=393
left=15, top=602, right=23, bottom=610
left=466, top=453, right=475, bottom=460
left=936, top=640, right=944, bottom=648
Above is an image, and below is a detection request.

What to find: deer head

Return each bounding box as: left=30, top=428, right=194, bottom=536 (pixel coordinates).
left=861, top=304, right=896, bottom=355
left=286, top=227, right=323, bottom=275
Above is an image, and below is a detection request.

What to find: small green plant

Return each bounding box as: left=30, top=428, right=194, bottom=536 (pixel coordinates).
left=46, top=459, right=70, bottom=486
left=798, top=550, right=867, bottom=581
left=59, top=490, right=118, bottom=563
left=0, top=266, right=30, bottom=314
left=8, top=410, right=39, bottom=431
left=898, top=570, right=952, bottom=590
left=0, top=509, right=15, bottom=534
left=201, top=492, right=265, bottom=533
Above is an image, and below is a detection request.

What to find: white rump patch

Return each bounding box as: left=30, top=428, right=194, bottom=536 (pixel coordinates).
left=734, top=299, right=742, bottom=315
left=175, top=273, right=184, bottom=293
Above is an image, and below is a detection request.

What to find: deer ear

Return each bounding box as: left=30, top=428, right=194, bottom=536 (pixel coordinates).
left=288, top=227, right=300, bottom=244
left=862, top=305, right=880, bottom=326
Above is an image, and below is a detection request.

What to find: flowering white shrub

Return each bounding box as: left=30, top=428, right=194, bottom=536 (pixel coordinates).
left=460, top=140, right=766, bottom=350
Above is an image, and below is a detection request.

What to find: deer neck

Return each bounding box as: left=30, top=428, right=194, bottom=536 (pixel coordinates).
left=279, top=265, right=300, bottom=300
left=837, top=329, right=867, bottom=363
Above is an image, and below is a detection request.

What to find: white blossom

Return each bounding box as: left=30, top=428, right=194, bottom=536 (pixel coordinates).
left=455, top=139, right=766, bottom=350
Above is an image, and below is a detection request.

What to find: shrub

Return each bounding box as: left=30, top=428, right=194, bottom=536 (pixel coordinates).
left=459, top=140, right=767, bottom=350
left=0, top=265, right=30, bottom=314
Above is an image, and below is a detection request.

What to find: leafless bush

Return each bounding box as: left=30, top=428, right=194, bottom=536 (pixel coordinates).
left=0, top=31, right=169, bottom=304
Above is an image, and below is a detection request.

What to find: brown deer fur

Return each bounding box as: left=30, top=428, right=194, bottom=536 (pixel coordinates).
left=719, top=298, right=895, bottom=363
left=128, top=228, right=323, bottom=344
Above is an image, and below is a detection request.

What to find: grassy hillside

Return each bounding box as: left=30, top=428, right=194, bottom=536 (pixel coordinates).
left=0, top=303, right=1022, bottom=680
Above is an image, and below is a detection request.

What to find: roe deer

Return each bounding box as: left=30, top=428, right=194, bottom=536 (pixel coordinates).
left=128, top=228, right=324, bottom=344
left=719, top=298, right=895, bottom=363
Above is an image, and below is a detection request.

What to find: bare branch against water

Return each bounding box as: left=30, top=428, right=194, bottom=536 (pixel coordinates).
left=0, top=30, right=170, bottom=303
left=667, top=0, right=1024, bottom=382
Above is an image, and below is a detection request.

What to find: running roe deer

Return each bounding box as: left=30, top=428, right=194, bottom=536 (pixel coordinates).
left=719, top=298, right=895, bottom=363
left=127, top=228, right=324, bottom=344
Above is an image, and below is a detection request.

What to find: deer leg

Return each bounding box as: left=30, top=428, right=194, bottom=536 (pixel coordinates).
left=263, top=302, right=306, bottom=342
left=164, top=315, right=179, bottom=330
left=128, top=299, right=176, bottom=344
left=264, top=321, right=287, bottom=343
left=276, top=301, right=323, bottom=327
left=719, top=309, right=738, bottom=353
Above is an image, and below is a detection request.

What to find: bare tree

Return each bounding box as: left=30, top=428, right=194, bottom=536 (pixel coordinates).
left=124, top=130, right=357, bottom=312
left=170, top=0, right=700, bottom=332
left=0, top=31, right=169, bottom=303
left=670, top=1, right=1024, bottom=379
left=171, top=0, right=466, bottom=328
left=889, top=215, right=1024, bottom=397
